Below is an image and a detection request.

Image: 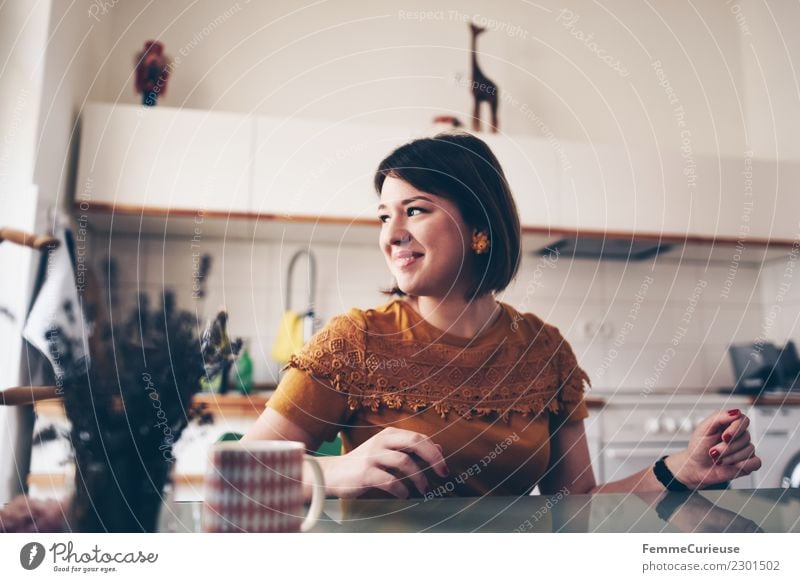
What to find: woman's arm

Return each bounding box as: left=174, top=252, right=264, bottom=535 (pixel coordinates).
left=243, top=409, right=448, bottom=501
left=537, top=419, right=673, bottom=493
left=242, top=407, right=322, bottom=449
left=538, top=409, right=761, bottom=495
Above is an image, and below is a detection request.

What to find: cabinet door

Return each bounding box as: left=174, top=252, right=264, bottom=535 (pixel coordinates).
left=558, top=142, right=640, bottom=233
left=481, top=135, right=559, bottom=229
left=559, top=142, right=708, bottom=236
left=687, top=157, right=800, bottom=241
left=252, top=117, right=413, bottom=219
left=76, top=103, right=253, bottom=213
left=689, top=154, right=748, bottom=239
left=773, top=161, right=800, bottom=241
left=747, top=159, right=800, bottom=241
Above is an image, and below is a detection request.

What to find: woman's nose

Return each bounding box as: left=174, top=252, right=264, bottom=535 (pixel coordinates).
left=383, top=218, right=411, bottom=246
left=391, top=231, right=411, bottom=246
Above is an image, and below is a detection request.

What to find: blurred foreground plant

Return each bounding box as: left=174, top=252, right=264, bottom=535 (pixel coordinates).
left=1, top=290, right=241, bottom=533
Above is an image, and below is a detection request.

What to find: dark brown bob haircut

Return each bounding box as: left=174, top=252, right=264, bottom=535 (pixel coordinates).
left=373, top=131, right=521, bottom=301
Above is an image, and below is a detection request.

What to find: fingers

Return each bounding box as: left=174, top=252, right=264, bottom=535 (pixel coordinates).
left=379, top=428, right=449, bottom=478
left=697, top=408, right=744, bottom=438
left=717, top=443, right=757, bottom=466
left=720, top=415, right=750, bottom=444
left=728, top=455, right=762, bottom=477
left=709, top=420, right=752, bottom=459
left=365, top=467, right=410, bottom=499
left=377, top=450, right=429, bottom=496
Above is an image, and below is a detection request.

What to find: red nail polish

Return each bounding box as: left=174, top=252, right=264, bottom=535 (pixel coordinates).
left=722, top=433, right=731, bottom=443
left=709, top=449, right=720, bottom=459
left=727, top=409, right=740, bottom=416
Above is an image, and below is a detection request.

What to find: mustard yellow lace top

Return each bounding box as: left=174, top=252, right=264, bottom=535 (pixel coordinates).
left=267, top=299, right=590, bottom=497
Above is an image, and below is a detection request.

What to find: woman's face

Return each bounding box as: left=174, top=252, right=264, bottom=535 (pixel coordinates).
left=378, top=176, right=475, bottom=299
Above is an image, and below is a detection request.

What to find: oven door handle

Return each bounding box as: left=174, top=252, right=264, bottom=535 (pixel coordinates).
left=605, top=447, right=685, bottom=459
left=763, top=430, right=790, bottom=438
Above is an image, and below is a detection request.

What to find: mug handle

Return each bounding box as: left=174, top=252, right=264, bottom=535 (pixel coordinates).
left=300, top=455, right=325, bottom=532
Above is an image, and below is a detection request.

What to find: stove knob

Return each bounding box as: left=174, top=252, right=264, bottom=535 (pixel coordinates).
left=645, top=418, right=660, bottom=434
left=661, top=417, right=678, bottom=433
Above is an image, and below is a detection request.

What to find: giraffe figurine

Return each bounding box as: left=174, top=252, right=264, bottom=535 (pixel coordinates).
left=469, top=22, right=499, bottom=133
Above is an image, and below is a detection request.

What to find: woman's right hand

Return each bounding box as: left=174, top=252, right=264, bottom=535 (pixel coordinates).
left=315, top=428, right=449, bottom=499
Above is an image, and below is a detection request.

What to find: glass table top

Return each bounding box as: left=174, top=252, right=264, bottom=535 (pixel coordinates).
left=159, top=488, right=800, bottom=533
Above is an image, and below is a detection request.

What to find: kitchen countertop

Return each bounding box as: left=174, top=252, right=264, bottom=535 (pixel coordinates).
left=162, top=488, right=799, bottom=533
left=590, top=388, right=800, bottom=407
left=748, top=393, right=800, bottom=407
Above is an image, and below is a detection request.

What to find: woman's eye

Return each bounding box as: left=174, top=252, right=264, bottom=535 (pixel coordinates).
left=407, top=207, right=426, bottom=217
left=378, top=215, right=390, bottom=224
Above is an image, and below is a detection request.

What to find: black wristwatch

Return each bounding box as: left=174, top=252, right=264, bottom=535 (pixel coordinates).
left=653, top=455, right=732, bottom=492
left=653, top=455, right=691, bottom=492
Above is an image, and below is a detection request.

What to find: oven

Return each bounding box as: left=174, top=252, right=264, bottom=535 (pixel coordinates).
left=749, top=405, right=800, bottom=488
left=598, top=395, right=755, bottom=489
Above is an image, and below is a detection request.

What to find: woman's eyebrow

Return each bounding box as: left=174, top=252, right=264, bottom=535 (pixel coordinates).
left=377, top=196, right=434, bottom=211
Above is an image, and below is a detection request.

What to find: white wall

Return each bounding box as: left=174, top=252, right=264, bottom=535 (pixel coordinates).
left=760, top=247, right=800, bottom=347
left=86, top=0, right=768, bottom=157
left=0, top=0, right=52, bottom=504
left=96, top=233, right=774, bottom=394
left=33, top=0, right=113, bottom=215
left=739, top=0, right=800, bottom=160
left=0, top=0, right=109, bottom=503
left=0, top=0, right=49, bottom=187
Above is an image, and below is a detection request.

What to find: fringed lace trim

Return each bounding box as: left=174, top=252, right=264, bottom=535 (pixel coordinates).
left=284, top=312, right=590, bottom=421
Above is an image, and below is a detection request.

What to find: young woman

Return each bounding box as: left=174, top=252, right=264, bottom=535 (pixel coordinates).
left=244, top=132, right=761, bottom=500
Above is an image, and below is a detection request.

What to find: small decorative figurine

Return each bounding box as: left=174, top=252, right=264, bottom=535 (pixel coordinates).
left=135, top=40, right=171, bottom=106
left=469, top=23, right=499, bottom=133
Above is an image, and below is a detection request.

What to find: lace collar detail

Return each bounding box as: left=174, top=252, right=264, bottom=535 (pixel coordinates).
left=284, top=306, right=589, bottom=420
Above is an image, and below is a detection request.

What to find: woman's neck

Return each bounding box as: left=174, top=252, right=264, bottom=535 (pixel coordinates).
left=406, top=294, right=500, bottom=340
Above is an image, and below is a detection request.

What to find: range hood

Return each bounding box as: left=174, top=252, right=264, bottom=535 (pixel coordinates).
left=537, top=235, right=673, bottom=261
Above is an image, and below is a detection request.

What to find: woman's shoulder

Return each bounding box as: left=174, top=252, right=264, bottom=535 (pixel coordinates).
left=322, top=299, right=406, bottom=334
left=501, top=302, right=565, bottom=344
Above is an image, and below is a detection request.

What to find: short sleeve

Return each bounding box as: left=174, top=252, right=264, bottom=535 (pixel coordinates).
left=266, top=310, right=367, bottom=443
left=551, top=332, right=591, bottom=423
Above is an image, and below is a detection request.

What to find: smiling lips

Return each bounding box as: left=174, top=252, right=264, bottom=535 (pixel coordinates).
left=393, top=250, right=424, bottom=268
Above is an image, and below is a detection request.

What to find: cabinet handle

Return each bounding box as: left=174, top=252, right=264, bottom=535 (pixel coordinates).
left=763, top=430, right=789, bottom=437
left=605, top=447, right=685, bottom=459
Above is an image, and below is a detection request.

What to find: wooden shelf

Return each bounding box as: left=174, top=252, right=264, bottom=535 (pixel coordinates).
left=75, top=201, right=798, bottom=264
left=585, top=397, right=605, bottom=409
left=27, top=473, right=67, bottom=487
left=192, top=391, right=273, bottom=418
left=749, top=393, right=800, bottom=407
left=28, top=472, right=210, bottom=488
left=34, top=390, right=274, bottom=419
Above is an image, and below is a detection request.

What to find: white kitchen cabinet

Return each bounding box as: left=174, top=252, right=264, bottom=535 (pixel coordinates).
left=557, top=141, right=695, bottom=235
left=76, top=103, right=253, bottom=213
left=561, top=143, right=774, bottom=238
left=75, top=103, right=800, bottom=244
left=252, top=120, right=561, bottom=229
left=558, top=142, right=636, bottom=233
left=481, top=134, right=560, bottom=229
left=252, top=116, right=413, bottom=219
left=688, top=156, right=800, bottom=241
left=687, top=154, right=737, bottom=238
left=748, top=159, right=800, bottom=240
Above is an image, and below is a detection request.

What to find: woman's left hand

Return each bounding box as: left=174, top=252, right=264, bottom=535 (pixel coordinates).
left=665, top=409, right=762, bottom=489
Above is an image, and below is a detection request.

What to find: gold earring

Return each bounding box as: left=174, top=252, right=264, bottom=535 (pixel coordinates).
left=472, top=231, right=490, bottom=254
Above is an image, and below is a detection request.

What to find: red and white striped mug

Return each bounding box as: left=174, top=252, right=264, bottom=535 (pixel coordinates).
left=202, top=440, right=325, bottom=532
